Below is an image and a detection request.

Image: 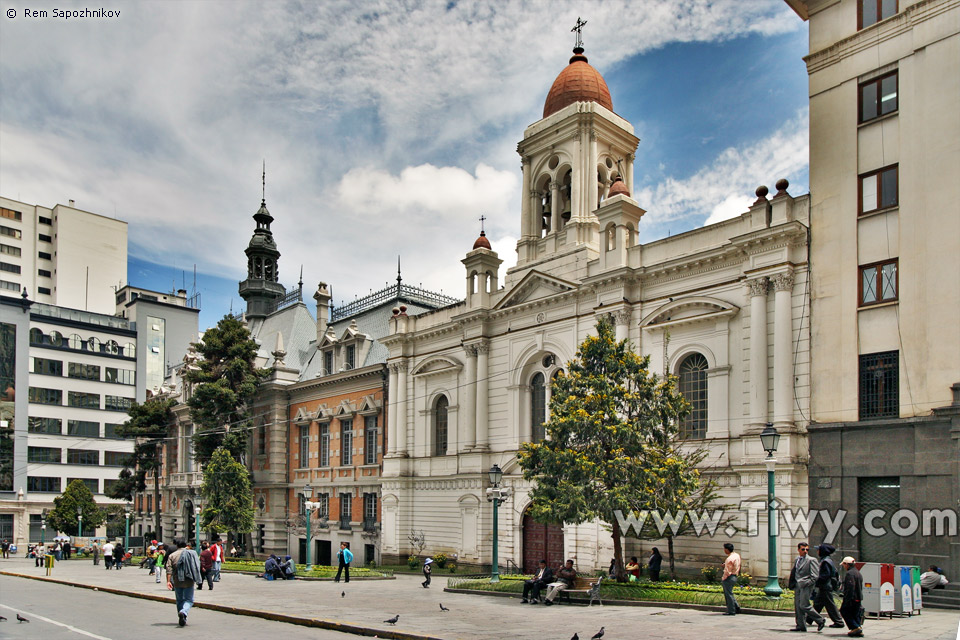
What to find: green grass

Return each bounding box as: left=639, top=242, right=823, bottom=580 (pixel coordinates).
left=128, top=556, right=393, bottom=578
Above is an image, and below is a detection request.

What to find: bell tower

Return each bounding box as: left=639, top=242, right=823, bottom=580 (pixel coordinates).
left=239, top=164, right=285, bottom=319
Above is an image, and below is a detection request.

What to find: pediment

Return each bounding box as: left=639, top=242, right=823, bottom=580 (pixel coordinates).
left=357, top=394, right=382, bottom=413
left=640, top=296, right=739, bottom=329
left=318, top=330, right=338, bottom=348
left=494, top=270, right=579, bottom=310
left=294, top=406, right=312, bottom=424
left=334, top=399, right=357, bottom=416
left=411, top=356, right=463, bottom=377
left=314, top=403, right=334, bottom=421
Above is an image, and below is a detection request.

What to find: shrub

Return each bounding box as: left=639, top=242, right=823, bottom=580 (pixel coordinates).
left=737, top=572, right=752, bottom=587
left=407, top=555, right=419, bottom=569
left=433, top=553, right=447, bottom=568
left=700, top=566, right=719, bottom=583
left=448, top=563, right=456, bottom=573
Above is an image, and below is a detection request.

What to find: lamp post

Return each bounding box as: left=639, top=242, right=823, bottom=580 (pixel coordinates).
left=41, top=520, right=46, bottom=546
left=77, top=505, right=83, bottom=540
left=485, top=464, right=509, bottom=583
left=760, top=423, right=783, bottom=597
left=194, top=504, right=202, bottom=550
left=303, top=484, right=314, bottom=571
left=124, top=506, right=131, bottom=551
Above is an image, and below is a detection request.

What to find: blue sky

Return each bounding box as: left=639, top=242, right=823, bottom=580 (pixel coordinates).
left=0, top=0, right=809, bottom=330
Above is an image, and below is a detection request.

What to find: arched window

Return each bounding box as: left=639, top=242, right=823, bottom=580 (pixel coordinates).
left=531, top=372, right=546, bottom=442
left=678, top=353, right=709, bottom=439
left=434, top=396, right=448, bottom=456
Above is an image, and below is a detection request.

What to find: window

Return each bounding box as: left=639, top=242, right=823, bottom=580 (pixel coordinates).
left=38, top=234, right=52, bottom=243
left=28, top=446, right=61, bottom=463
left=346, top=344, right=356, bottom=369
left=860, top=72, right=898, bottom=124
left=28, top=476, right=61, bottom=492
left=28, top=417, right=62, bottom=434
left=678, top=353, right=709, bottom=439
left=531, top=372, right=546, bottom=441
left=29, top=514, right=44, bottom=541
left=38, top=269, right=52, bottom=278
left=38, top=287, right=51, bottom=295
left=316, top=493, right=329, bottom=518
left=257, top=423, right=266, bottom=454
left=364, top=415, right=378, bottom=465
left=103, top=478, right=120, bottom=496
left=67, top=420, right=100, bottom=438
left=0, top=279, right=19, bottom=291
left=68, top=391, right=100, bottom=409
left=298, top=492, right=306, bottom=516
left=104, top=423, right=124, bottom=439
left=39, top=215, right=52, bottom=225
left=0, top=207, right=22, bottom=221
left=28, top=387, right=62, bottom=405
left=298, top=424, right=309, bottom=467
left=859, top=351, right=898, bottom=419
left=31, top=357, right=63, bottom=376
left=434, top=396, right=448, bottom=456
left=0, top=262, right=21, bottom=274
left=363, top=493, right=377, bottom=530
left=67, top=449, right=99, bottom=465
left=68, top=478, right=99, bottom=493
left=104, top=451, right=129, bottom=466
left=146, top=495, right=153, bottom=513
left=859, top=165, right=897, bottom=214
left=860, top=259, right=898, bottom=306
left=339, top=493, right=352, bottom=529
left=0, top=225, right=21, bottom=239
left=0, top=514, right=12, bottom=542
left=0, top=243, right=20, bottom=257
left=323, top=350, right=333, bottom=375
left=105, top=367, right=135, bottom=385
left=319, top=423, right=330, bottom=467
left=38, top=251, right=51, bottom=260
left=341, top=419, right=353, bottom=465
left=859, top=0, right=897, bottom=29
left=68, top=362, right=100, bottom=381
left=105, top=395, right=132, bottom=412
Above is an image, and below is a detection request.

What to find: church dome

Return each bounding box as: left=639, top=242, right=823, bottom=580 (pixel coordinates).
left=543, top=47, right=613, bottom=118
left=608, top=176, right=630, bottom=198
left=473, top=230, right=492, bottom=250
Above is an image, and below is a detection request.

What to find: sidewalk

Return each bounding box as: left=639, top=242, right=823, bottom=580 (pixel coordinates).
left=1, top=558, right=957, bottom=640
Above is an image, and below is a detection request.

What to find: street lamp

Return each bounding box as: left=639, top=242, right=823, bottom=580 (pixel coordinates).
left=124, top=505, right=131, bottom=551
left=485, top=464, right=509, bottom=583
left=77, top=505, right=83, bottom=540
left=760, top=423, right=783, bottom=597
left=194, top=503, right=202, bottom=550
left=303, top=484, right=314, bottom=571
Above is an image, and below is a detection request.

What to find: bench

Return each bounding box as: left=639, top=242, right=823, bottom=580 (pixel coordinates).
left=559, top=574, right=604, bottom=606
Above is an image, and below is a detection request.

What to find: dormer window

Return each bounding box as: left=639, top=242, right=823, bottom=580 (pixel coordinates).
left=346, top=344, right=356, bottom=370
left=324, top=350, right=333, bottom=375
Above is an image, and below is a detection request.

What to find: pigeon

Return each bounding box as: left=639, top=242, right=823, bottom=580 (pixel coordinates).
left=0, top=615, right=6, bottom=621
left=16, top=614, right=29, bottom=623
left=341, top=591, right=346, bottom=598
left=383, top=615, right=399, bottom=625
left=591, top=628, right=604, bottom=640
left=570, top=634, right=579, bottom=640
left=439, top=603, right=450, bottom=612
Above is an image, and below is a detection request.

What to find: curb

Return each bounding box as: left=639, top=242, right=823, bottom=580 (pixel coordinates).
left=0, top=570, right=443, bottom=640
left=442, top=587, right=793, bottom=617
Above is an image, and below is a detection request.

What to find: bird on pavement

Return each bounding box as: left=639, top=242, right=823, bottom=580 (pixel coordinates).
left=439, top=603, right=450, bottom=611
left=341, top=591, right=346, bottom=598
left=0, top=615, right=6, bottom=621
left=384, top=615, right=399, bottom=625
left=16, top=614, right=29, bottom=623
left=591, top=627, right=604, bottom=640
left=570, top=634, right=579, bottom=640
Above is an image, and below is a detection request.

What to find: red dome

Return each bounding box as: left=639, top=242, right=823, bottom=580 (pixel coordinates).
left=543, top=48, right=613, bottom=118
left=608, top=176, right=630, bottom=198
left=473, top=231, right=492, bottom=250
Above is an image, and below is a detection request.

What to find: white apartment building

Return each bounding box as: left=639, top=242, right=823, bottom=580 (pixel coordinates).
left=0, top=196, right=127, bottom=316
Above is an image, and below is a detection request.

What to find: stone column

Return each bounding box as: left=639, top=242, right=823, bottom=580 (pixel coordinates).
left=475, top=342, right=490, bottom=450
left=614, top=309, right=631, bottom=343
left=625, top=153, right=635, bottom=196
left=530, top=189, right=540, bottom=239
left=550, top=181, right=560, bottom=231
left=589, top=132, right=599, bottom=213
left=748, top=277, right=769, bottom=427
left=396, top=360, right=408, bottom=456
left=571, top=132, right=582, bottom=221
left=462, top=345, right=477, bottom=450
left=773, top=272, right=795, bottom=428
left=387, top=363, right=399, bottom=455
left=520, top=157, right=531, bottom=238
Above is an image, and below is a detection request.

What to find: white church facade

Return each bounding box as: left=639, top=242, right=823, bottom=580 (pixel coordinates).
left=381, top=42, right=813, bottom=579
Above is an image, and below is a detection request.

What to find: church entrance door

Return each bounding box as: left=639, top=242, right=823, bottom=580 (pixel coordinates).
left=522, top=509, right=564, bottom=573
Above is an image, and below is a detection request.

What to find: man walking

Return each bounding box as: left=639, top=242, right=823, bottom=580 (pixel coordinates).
left=721, top=543, right=742, bottom=615
left=166, top=539, right=201, bottom=627
left=198, top=541, right=214, bottom=590
left=1, top=539, right=9, bottom=559
left=92, top=541, right=100, bottom=566
left=521, top=559, right=554, bottom=604
left=812, top=544, right=844, bottom=628
left=789, top=542, right=825, bottom=632
left=335, top=541, right=353, bottom=583
left=839, top=557, right=864, bottom=638
left=102, top=540, right=114, bottom=569
left=210, top=537, right=223, bottom=582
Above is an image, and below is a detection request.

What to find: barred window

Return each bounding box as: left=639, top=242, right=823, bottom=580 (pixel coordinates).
left=531, top=372, right=546, bottom=442
left=434, top=396, right=448, bottom=456
left=364, top=415, right=378, bottom=465
left=678, top=353, right=709, bottom=439
left=339, top=493, right=352, bottom=527
left=859, top=351, right=898, bottom=419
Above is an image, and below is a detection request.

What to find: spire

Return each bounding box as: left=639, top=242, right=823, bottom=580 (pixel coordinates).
left=397, top=255, right=402, bottom=287
left=262, top=159, right=266, bottom=206
left=571, top=16, right=587, bottom=52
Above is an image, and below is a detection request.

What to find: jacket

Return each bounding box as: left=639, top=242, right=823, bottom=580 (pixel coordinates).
left=841, top=566, right=863, bottom=606
left=817, top=556, right=838, bottom=590
left=532, top=566, right=555, bottom=585
left=789, top=555, right=820, bottom=590
left=648, top=553, right=662, bottom=572
left=338, top=548, right=354, bottom=564
left=200, top=548, right=213, bottom=571
left=166, top=548, right=202, bottom=588
left=556, top=566, right=577, bottom=587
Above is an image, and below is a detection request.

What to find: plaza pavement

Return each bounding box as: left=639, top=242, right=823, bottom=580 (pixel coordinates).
left=0, top=557, right=956, bottom=640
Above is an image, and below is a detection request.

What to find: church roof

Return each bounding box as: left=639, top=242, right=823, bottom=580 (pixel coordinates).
left=543, top=47, right=613, bottom=118
left=608, top=176, right=630, bottom=198
left=472, top=230, right=492, bottom=250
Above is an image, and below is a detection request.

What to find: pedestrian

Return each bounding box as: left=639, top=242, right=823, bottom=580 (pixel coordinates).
left=92, top=541, right=100, bottom=566
left=788, top=542, right=825, bottom=632
left=211, top=537, right=223, bottom=582
left=165, top=539, right=202, bottom=627
left=838, top=557, right=864, bottom=637
left=811, top=543, right=844, bottom=628
left=1, top=539, right=9, bottom=559
left=54, top=541, right=62, bottom=561
left=335, top=541, right=353, bottom=583
left=114, top=542, right=125, bottom=569
left=154, top=543, right=166, bottom=584
left=102, top=540, right=114, bottom=569
left=721, top=543, right=742, bottom=616
left=34, top=543, right=46, bottom=567
left=648, top=548, right=662, bottom=582
left=198, top=541, right=214, bottom=590
left=421, top=557, right=433, bottom=588
left=63, top=540, right=71, bottom=560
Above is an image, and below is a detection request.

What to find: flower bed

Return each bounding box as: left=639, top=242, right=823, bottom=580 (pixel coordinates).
left=222, top=560, right=393, bottom=579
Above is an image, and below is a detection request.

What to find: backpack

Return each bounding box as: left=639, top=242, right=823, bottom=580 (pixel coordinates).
left=824, top=558, right=840, bottom=591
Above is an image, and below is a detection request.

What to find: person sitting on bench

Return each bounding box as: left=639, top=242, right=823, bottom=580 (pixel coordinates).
left=521, top=560, right=554, bottom=604
left=543, top=559, right=577, bottom=605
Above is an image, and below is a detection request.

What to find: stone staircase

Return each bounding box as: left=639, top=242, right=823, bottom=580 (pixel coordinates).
left=923, top=582, right=960, bottom=610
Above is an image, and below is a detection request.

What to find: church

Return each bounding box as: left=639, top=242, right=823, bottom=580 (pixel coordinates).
left=380, top=38, right=812, bottom=578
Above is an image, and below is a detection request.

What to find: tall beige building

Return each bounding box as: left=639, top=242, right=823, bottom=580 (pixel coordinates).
left=785, top=0, right=960, bottom=588
left=0, top=196, right=127, bottom=315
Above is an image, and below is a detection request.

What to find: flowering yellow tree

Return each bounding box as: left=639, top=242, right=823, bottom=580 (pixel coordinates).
left=518, top=318, right=696, bottom=581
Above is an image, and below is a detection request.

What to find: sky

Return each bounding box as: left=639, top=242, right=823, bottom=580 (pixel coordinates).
left=0, top=0, right=810, bottom=330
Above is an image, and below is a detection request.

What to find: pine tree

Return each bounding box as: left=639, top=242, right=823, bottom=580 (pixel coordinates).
left=48, top=478, right=105, bottom=536
left=200, top=447, right=255, bottom=544
left=186, top=316, right=268, bottom=464
left=518, top=319, right=694, bottom=581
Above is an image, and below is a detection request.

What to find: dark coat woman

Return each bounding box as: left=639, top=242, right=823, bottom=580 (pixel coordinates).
left=648, top=548, right=663, bottom=582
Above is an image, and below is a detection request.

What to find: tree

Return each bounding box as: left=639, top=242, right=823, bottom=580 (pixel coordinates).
left=107, top=396, right=175, bottom=540
left=186, top=316, right=269, bottom=464
left=48, top=479, right=105, bottom=536
left=199, top=447, right=255, bottom=545
left=518, top=319, right=692, bottom=582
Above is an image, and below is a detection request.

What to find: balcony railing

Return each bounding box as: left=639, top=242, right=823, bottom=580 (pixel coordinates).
left=168, top=472, right=202, bottom=488
left=339, top=517, right=352, bottom=531
left=363, top=519, right=377, bottom=533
